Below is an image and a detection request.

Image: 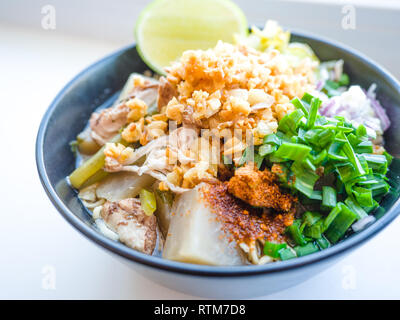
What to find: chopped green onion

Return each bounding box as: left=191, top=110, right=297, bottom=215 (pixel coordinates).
left=355, top=174, right=381, bottom=186
left=304, top=128, right=335, bottom=148
left=338, top=73, right=350, bottom=86
left=259, top=144, right=277, bottom=156
left=334, top=115, right=346, bottom=122
left=274, top=142, right=312, bottom=161
left=354, top=140, right=373, bottom=154
left=306, top=97, right=321, bottom=129
left=292, top=161, right=320, bottom=197
left=310, top=149, right=328, bottom=166
left=336, top=126, right=354, bottom=134
left=302, top=211, right=322, bottom=228
left=344, top=197, right=367, bottom=220
left=268, top=154, right=287, bottom=163
left=294, top=173, right=319, bottom=197
left=335, top=177, right=345, bottom=194
left=301, top=92, right=315, bottom=105
left=383, top=151, right=393, bottom=166
left=256, top=91, right=394, bottom=252
left=362, top=153, right=388, bottom=174
left=278, top=109, right=305, bottom=135
left=352, top=186, right=373, bottom=207
left=254, top=153, right=264, bottom=169
left=323, top=203, right=342, bottom=231
left=294, top=242, right=319, bottom=257
left=336, top=163, right=356, bottom=183
left=302, top=158, right=317, bottom=172
left=291, top=97, right=309, bottom=116
left=301, top=211, right=323, bottom=239
left=369, top=180, right=390, bottom=197
left=357, top=154, right=369, bottom=172
left=278, top=247, right=297, bottom=260
left=323, top=80, right=342, bottom=97
left=328, top=139, right=347, bottom=161
left=322, top=186, right=337, bottom=209
left=304, top=221, right=323, bottom=239
left=264, top=241, right=287, bottom=258
left=309, top=190, right=322, bottom=200
left=363, top=200, right=379, bottom=213
left=286, top=220, right=307, bottom=246
left=341, top=134, right=366, bottom=176
left=347, top=133, right=360, bottom=147
left=316, top=235, right=331, bottom=249
left=325, top=203, right=357, bottom=243
left=238, top=147, right=250, bottom=166
left=356, top=124, right=368, bottom=140
left=263, top=133, right=282, bottom=146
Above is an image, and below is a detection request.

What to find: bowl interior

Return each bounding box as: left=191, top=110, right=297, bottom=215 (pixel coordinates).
left=37, top=32, right=400, bottom=275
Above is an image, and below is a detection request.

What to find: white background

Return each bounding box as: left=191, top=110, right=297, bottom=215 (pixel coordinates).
left=0, top=0, right=400, bottom=299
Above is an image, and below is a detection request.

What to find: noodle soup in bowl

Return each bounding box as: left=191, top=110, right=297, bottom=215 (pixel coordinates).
left=36, top=30, right=400, bottom=298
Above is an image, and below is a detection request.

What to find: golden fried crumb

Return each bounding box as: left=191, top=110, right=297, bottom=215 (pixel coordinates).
left=227, top=164, right=297, bottom=212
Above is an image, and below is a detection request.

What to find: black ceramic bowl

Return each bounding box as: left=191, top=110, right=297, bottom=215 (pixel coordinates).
left=36, top=31, right=400, bottom=298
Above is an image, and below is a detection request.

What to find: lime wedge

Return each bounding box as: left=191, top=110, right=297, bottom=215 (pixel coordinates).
left=135, top=0, right=248, bottom=75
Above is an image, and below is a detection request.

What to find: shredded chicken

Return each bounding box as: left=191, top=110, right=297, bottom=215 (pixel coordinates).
left=90, top=81, right=159, bottom=145
left=104, top=128, right=206, bottom=194
left=157, top=76, right=178, bottom=111
left=90, top=103, right=130, bottom=145
left=101, top=198, right=157, bottom=254
left=227, top=165, right=297, bottom=212
left=125, top=82, right=159, bottom=106
left=167, top=126, right=198, bottom=164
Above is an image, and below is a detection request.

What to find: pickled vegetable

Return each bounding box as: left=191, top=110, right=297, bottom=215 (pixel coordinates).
left=152, top=182, right=174, bottom=236
left=96, top=172, right=155, bottom=202
left=77, top=128, right=101, bottom=155
left=163, top=184, right=247, bottom=265
left=140, top=189, right=157, bottom=216
left=69, top=133, right=127, bottom=189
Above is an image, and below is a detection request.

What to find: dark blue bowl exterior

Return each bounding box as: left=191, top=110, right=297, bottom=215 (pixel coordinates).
left=36, top=31, right=400, bottom=297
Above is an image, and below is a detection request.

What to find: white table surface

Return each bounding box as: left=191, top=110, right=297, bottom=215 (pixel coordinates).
left=1, top=21, right=400, bottom=300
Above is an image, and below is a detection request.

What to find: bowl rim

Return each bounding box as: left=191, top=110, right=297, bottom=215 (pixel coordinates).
left=36, top=29, right=400, bottom=277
